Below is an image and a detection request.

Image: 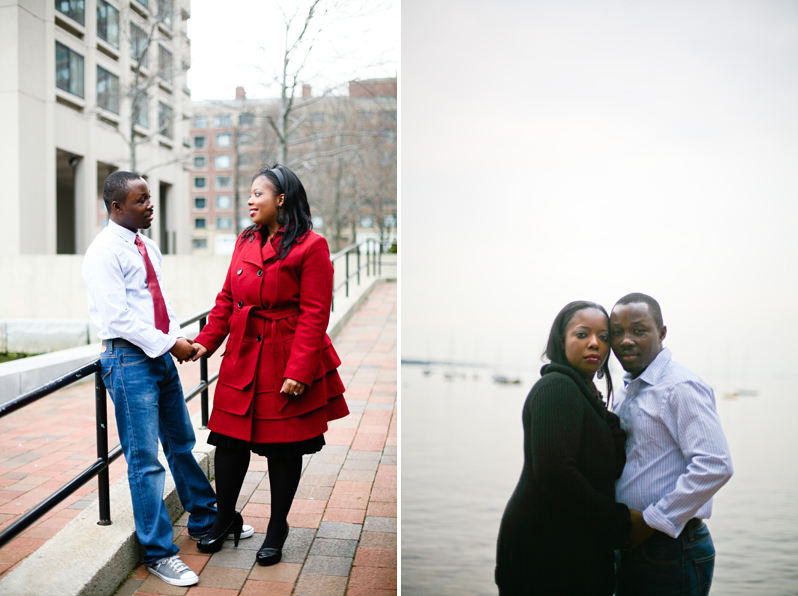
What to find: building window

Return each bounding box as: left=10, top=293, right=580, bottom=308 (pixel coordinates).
left=215, top=133, right=231, bottom=147
left=194, top=156, right=206, bottom=168
left=194, top=135, right=206, bottom=148
left=158, top=102, right=172, bottom=138
left=194, top=116, right=207, bottom=128
left=97, top=1, right=119, bottom=48
left=239, top=153, right=253, bottom=166
left=130, top=23, right=149, bottom=69
left=134, top=95, right=149, bottom=128
left=194, top=197, right=207, bottom=209
left=194, top=177, right=206, bottom=188
left=216, top=217, right=233, bottom=230
left=359, top=216, right=374, bottom=228
left=216, top=176, right=232, bottom=188
left=239, top=113, right=254, bottom=126
left=192, top=238, right=207, bottom=250
left=55, top=42, right=84, bottom=98
left=157, top=0, right=173, bottom=29
left=158, top=45, right=173, bottom=84
left=133, top=0, right=148, bottom=7
left=97, top=67, right=120, bottom=114
left=215, top=155, right=232, bottom=169
left=383, top=214, right=397, bottom=227
left=213, top=114, right=231, bottom=127
left=55, top=0, right=85, bottom=25
left=216, top=195, right=232, bottom=209
left=194, top=218, right=206, bottom=229
left=238, top=132, right=253, bottom=146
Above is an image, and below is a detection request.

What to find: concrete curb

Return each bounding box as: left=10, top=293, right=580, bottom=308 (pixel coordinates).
left=0, top=416, right=213, bottom=596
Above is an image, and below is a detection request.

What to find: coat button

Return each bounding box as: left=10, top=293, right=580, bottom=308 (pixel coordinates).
left=249, top=237, right=254, bottom=243
left=257, top=270, right=263, bottom=277
left=237, top=268, right=243, bottom=275
left=256, top=335, right=262, bottom=342
left=237, top=301, right=243, bottom=308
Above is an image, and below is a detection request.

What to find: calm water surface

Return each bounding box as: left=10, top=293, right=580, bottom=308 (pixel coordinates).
left=401, top=366, right=798, bottom=596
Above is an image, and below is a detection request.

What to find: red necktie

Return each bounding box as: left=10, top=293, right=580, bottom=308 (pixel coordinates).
left=134, top=235, right=170, bottom=334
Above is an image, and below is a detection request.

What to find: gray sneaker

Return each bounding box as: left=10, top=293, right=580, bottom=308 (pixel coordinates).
left=146, top=554, right=199, bottom=587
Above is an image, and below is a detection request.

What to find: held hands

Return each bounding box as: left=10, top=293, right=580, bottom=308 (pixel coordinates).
left=170, top=337, right=197, bottom=363
left=623, top=509, right=656, bottom=551
left=281, top=378, right=306, bottom=397
left=191, top=342, right=209, bottom=362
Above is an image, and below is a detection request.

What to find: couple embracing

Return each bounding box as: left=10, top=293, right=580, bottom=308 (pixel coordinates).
left=495, top=295, right=734, bottom=596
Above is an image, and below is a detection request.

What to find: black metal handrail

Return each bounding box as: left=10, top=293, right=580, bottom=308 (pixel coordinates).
left=0, top=310, right=216, bottom=550
left=330, top=238, right=395, bottom=311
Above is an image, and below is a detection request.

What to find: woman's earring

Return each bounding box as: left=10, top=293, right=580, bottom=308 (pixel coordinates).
left=276, top=206, right=285, bottom=226
left=597, top=368, right=605, bottom=380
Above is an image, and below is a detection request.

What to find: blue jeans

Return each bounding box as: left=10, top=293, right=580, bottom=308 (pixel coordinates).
left=101, top=346, right=217, bottom=563
left=617, top=520, right=715, bottom=596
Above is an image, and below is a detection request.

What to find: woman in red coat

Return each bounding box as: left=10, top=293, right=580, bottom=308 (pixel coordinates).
left=191, top=165, right=348, bottom=565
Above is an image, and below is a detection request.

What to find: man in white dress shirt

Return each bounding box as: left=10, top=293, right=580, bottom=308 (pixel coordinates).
left=610, top=293, right=733, bottom=596
left=83, top=171, right=217, bottom=587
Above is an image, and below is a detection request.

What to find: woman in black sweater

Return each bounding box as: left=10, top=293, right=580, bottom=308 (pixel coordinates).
left=496, top=301, right=633, bottom=596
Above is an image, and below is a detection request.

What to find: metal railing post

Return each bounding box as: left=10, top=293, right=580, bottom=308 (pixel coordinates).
left=379, top=242, right=383, bottom=277
left=200, top=316, right=209, bottom=428
left=345, top=251, right=350, bottom=298
left=95, top=368, right=112, bottom=526
left=331, top=261, right=335, bottom=312
left=357, top=245, right=361, bottom=286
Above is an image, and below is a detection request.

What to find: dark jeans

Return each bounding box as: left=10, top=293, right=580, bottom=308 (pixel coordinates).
left=101, top=346, right=217, bottom=562
left=617, top=520, right=715, bottom=596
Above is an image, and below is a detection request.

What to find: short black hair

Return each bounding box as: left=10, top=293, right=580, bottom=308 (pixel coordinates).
left=103, top=171, right=142, bottom=214
left=614, top=292, right=664, bottom=330
left=543, top=300, right=613, bottom=400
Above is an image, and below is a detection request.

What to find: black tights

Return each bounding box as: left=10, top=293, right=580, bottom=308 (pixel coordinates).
left=210, top=446, right=301, bottom=546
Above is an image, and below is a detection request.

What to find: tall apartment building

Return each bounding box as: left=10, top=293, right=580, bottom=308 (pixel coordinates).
left=189, top=79, right=397, bottom=255
left=0, top=0, right=193, bottom=256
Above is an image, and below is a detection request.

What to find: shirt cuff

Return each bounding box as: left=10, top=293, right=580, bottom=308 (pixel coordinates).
left=642, top=505, right=686, bottom=539
left=154, top=335, right=178, bottom=358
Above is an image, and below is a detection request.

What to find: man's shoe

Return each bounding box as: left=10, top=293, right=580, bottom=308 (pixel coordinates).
left=146, top=555, right=199, bottom=587
left=190, top=523, right=254, bottom=541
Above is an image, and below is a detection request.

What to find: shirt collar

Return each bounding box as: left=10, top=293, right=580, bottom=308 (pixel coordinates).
left=107, top=219, right=138, bottom=244
left=623, top=347, right=672, bottom=386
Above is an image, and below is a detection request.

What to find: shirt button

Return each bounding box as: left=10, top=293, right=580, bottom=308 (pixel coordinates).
left=256, top=335, right=262, bottom=342
left=237, top=269, right=242, bottom=275
left=237, top=301, right=243, bottom=308
left=257, top=270, right=263, bottom=277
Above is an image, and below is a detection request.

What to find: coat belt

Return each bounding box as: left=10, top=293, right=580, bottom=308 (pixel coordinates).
left=226, top=303, right=300, bottom=411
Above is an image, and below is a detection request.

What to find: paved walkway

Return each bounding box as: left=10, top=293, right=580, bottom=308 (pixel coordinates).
left=0, top=282, right=396, bottom=595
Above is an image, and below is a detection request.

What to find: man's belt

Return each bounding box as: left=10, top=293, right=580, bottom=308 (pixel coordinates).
left=102, top=338, right=138, bottom=349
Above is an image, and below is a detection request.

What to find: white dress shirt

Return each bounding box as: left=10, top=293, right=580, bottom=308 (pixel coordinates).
left=83, top=220, right=181, bottom=358
left=613, top=348, right=733, bottom=538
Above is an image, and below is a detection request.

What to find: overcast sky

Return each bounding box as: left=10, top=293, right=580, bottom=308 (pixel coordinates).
left=187, top=0, right=398, bottom=101
left=401, top=0, right=798, bottom=384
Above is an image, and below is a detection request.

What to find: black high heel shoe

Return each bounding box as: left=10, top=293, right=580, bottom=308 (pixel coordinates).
left=197, top=512, right=244, bottom=554
left=256, top=525, right=290, bottom=566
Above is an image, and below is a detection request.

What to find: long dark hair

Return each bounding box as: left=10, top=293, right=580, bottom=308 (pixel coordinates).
left=543, top=300, right=614, bottom=404
left=240, top=164, right=313, bottom=259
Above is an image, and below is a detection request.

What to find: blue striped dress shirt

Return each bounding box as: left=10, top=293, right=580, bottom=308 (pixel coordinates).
left=83, top=220, right=181, bottom=358
left=613, top=348, right=733, bottom=538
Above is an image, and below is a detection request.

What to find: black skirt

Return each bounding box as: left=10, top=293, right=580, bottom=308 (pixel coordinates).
left=208, top=431, right=325, bottom=458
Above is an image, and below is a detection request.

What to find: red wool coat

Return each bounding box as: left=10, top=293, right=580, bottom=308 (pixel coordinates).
left=194, top=229, right=348, bottom=443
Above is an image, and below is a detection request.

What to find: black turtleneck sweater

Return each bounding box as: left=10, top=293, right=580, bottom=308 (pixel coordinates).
left=496, top=363, right=631, bottom=596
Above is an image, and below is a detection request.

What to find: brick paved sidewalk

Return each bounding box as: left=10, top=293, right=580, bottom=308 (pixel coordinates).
left=1, top=281, right=397, bottom=595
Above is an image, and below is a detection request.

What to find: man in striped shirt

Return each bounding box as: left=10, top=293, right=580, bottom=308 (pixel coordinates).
left=610, top=293, right=733, bottom=596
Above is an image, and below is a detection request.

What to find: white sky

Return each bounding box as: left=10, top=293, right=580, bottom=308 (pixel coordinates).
left=401, top=0, right=798, bottom=382
left=186, top=0, right=398, bottom=101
